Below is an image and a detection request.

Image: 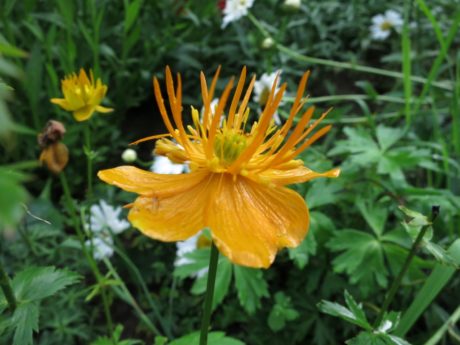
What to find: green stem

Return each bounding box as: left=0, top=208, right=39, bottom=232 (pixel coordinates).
left=374, top=207, right=439, bottom=328
left=83, top=124, right=93, bottom=197
left=59, top=172, right=114, bottom=343
left=199, top=244, right=219, bottom=345
left=0, top=259, right=16, bottom=312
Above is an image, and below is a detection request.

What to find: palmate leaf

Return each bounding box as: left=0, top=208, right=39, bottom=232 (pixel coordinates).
left=12, top=266, right=80, bottom=302
left=233, top=265, right=269, bottom=314
left=327, top=230, right=388, bottom=293
left=267, top=292, right=299, bottom=332
left=3, top=266, right=80, bottom=345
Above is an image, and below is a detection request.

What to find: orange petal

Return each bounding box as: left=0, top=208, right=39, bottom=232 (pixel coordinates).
left=127, top=174, right=214, bottom=241
left=205, top=174, right=309, bottom=268
left=257, top=166, right=340, bottom=186
left=97, top=166, right=208, bottom=197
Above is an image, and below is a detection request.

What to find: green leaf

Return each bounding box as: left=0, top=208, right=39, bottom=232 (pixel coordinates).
left=124, top=0, right=143, bottom=33
left=90, top=324, right=142, bottom=345
left=0, top=169, right=28, bottom=228
left=233, top=265, right=269, bottom=314
left=377, top=311, right=401, bottom=333
left=346, top=331, right=411, bottom=345
left=168, top=331, right=245, bottom=345
left=0, top=43, right=27, bottom=58
left=12, top=266, right=79, bottom=302
left=398, top=206, right=431, bottom=228
left=327, top=230, right=388, bottom=291
left=317, top=299, right=371, bottom=330
left=306, top=179, right=342, bottom=209
left=376, top=126, right=404, bottom=152
left=173, top=248, right=211, bottom=279
left=267, top=292, right=299, bottom=332
left=191, top=256, right=232, bottom=309
left=356, top=199, right=388, bottom=236
left=12, top=302, right=39, bottom=345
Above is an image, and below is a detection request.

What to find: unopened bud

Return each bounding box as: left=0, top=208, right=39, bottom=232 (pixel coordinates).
left=122, top=148, right=137, bottom=163
left=282, top=0, right=301, bottom=12
left=261, top=37, right=275, bottom=49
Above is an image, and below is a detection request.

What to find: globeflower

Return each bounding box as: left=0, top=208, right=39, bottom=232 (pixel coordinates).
left=98, top=67, right=340, bottom=268
left=50, top=68, right=113, bottom=121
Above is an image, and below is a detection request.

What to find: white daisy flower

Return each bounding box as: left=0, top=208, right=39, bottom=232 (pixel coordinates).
left=253, top=70, right=283, bottom=124
left=85, top=236, right=114, bottom=261
left=221, top=0, right=255, bottom=29
left=88, top=200, right=130, bottom=235
left=150, top=155, right=189, bottom=174
left=370, top=10, right=403, bottom=41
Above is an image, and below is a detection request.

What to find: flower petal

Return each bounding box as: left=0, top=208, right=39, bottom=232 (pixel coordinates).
left=257, top=166, right=340, bottom=186
left=95, top=105, right=114, bottom=113
left=73, top=105, right=96, bottom=121
left=206, top=174, right=309, bottom=268
left=128, top=174, right=214, bottom=241
left=50, top=98, right=73, bottom=111
left=98, top=166, right=208, bottom=197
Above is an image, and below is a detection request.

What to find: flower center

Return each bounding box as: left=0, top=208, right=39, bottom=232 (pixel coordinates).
left=380, top=21, right=393, bottom=31
left=214, top=130, right=248, bottom=165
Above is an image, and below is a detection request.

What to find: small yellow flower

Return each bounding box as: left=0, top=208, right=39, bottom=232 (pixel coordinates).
left=50, top=68, right=113, bottom=121
left=98, top=67, right=340, bottom=268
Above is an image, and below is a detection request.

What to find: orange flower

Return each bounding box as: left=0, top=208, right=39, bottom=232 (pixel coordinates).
left=50, top=69, right=113, bottom=121
left=98, top=67, right=340, bottom=268
left=38, top=120, right=69, bottom=174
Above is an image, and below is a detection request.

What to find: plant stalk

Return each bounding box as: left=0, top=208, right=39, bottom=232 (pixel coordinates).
left=59, top=172, right=114, bottom=343
left=83, top=124, right=93, bottom=198
left=374, top=207, right=439, bottom=327
left=199, top=243, right=219, bottom=345
left=0, top=260, right=16, bottom=312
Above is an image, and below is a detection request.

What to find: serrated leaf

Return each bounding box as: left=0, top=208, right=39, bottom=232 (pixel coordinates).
left=344, top=291, right=369, bottom=328
left=234, top=266, right=269, bottom=314
left=12, top=266, right=80, bottom=302
left=376, top=126, right=404, bottom=152
left=356, top=199, right=388, bottom=236
left=168, top=331, right=245, bottom=345
left=306, top=179, right=342, bottom=209
left=317, top=299, right=371, bottom=330
left=327, top=230, right=388, bottom=292
left=12, top=302, right=39, bottom=345
left=191, top=256, right=232, bottom=309
left=0, top=169, right=28, bottom=228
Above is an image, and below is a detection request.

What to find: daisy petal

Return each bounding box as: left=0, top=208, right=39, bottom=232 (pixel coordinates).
left=206, top=174, right=308, bottom=268
left=128, top=174, right=213, bottom=241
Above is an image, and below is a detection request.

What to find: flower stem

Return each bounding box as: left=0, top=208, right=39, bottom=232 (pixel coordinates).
left=83, top=124, right=93, bottom=197
left=59, top=172, right=114, bottom=343
left=199, top=243, right=219, bottom=345
left=374, top=206, right=440, bottom=328
left=0, top=259, right=16, bottom=312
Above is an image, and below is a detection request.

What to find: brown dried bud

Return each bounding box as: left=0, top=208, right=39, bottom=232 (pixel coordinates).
left=38, top=120, right=66, bottom=148
left=39, top=142, right=69, bottom=174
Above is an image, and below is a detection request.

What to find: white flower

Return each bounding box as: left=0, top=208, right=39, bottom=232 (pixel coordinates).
left=175, top=231, right=210, bottom=278
left=370, top=10, right=403, bottom=41
left=88, top=200, right=130, bottom=235
left=85, top=236, right=114, bottom=261
left=150, top=155, right=189, bottom=174
left=121, top=148, right=137, bottom=163
left=221, top=0, right=255, bottom=29
left=253, top=70, right=282, bottom=124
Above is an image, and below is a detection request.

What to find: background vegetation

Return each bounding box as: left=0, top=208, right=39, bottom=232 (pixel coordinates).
left=0, top=0, right=459, bottom=344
